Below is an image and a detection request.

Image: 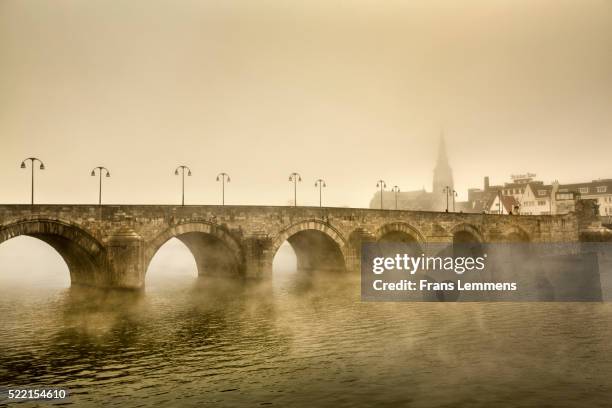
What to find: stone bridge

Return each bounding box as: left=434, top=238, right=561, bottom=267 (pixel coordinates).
left=0, top=201, right=609, bottom=289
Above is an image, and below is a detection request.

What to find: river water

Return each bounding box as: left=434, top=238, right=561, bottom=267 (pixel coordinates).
left=1, top=239, right=612, bottom=407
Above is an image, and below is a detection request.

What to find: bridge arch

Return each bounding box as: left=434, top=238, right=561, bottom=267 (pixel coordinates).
left=451, top=223, right=485, bottom=260
left=375, top=222, right=426, bottom=245
left=451, top=223, right=485, bottom=243
left=503, top=226, right=531, bottom=242
left=272, top=220, right=347, bottom=274
left=0, top=219, right=104, bottom=286
left=145, top=222, right=245, bottom=278
left=374, top=222, right=426, bottom=265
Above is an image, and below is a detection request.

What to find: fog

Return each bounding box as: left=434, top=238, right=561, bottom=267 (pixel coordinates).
left=0, top=236, right=70, bottom=288
left=0, top=236, right=299, bottom=288
left=2, top=3, right=611, bottom=403
left=1, top=0, right=611, bottom=207
left=146, top=238, right=199, bottom=289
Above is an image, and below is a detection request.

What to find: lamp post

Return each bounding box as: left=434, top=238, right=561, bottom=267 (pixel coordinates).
left=90, top=166, right=110, bottom=205
left=216, top=172, right=230, bottom=205
left=20, top=157, right=45, bottom=205
left=315, top=179, right=326, bottom=207
left=452, top=189, right=458, bottom=212
left=391, top=185, right=400, bottom=210
left=443, top=186, right=451, bottom=212
left=376, top=180, right=386, bottom=209
left=289, top=172, right=302, bottom=207
left=174, top=165, right=192, bottom=206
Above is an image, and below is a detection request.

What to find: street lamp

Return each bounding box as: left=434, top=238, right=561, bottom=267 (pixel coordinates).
left=443, top=186, right=451, bottom=212
left=315, top=179, right=326, bottom=207
left=452, top=189, right=458, bottom=212
left=391, top=185, right=400, bottom=210
left=20, top=157, right=45, bottom=205
left=289, top=172, right=302, bottom=207
left=216, top=172, right=230, bottom=205
left=90, top=166, right=110, bottom=205
left=174, top=165, right=192, bottom=206
left=376, top=180, right=386, bottom=209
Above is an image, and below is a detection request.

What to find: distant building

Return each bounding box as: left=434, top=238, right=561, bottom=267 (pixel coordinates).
left=553, top=179, right=612, bottom=216
left=432, top=136, right=454, bottom=207
left=369, top=135, right=453, bottom=211
left=487, top=193, right=520, bottom=215
left=464, top=175, right=612, bottom=216
left=367, top=135, right=612, bottom=216
left=551, top=182, right=579, bottom=215
left=464, top=175, right=522, bottom=214
left=519, top=181, right=553, bottom=215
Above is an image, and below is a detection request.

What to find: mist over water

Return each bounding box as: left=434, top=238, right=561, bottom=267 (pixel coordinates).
left=1, top=239, right=612, bottom=407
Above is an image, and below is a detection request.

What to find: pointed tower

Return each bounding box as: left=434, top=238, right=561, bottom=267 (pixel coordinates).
left=432, top=133, right=454, bottom=196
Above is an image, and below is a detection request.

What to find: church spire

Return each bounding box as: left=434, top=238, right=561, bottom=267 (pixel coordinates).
left=436, top=132, right=448, bottom=165
left=432, top=131, right=453, bottom=196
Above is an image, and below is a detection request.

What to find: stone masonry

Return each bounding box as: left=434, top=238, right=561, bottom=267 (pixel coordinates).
left=0, top=201, right=609, bottom=289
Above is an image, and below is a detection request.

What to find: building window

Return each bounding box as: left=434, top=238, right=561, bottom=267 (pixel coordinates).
left=538, top=190, right=547, bottom=196
left=579, top=187, right=589, bottom=194
left=596, top=186, right=607, bottom=193
left=537, top=200, right=546, bottom=206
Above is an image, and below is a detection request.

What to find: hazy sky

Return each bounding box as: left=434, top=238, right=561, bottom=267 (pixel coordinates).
left=1, top=0, right=611, bottom=207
